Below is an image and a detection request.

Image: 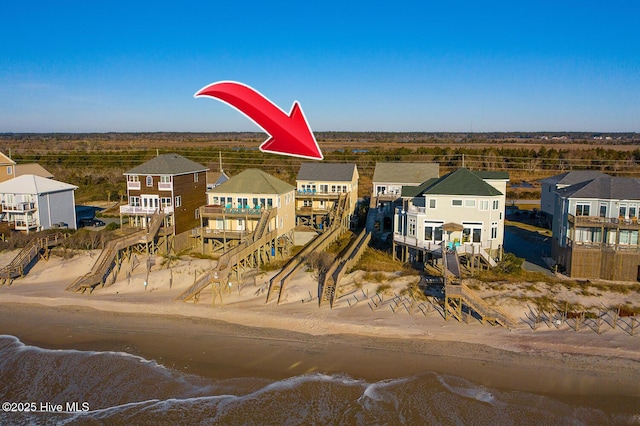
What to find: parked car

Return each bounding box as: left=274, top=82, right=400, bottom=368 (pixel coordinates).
left=78, top=218, right=106, bottom=228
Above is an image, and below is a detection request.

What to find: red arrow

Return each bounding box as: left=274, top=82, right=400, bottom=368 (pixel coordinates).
left=195, top=81, right=323, bottom=160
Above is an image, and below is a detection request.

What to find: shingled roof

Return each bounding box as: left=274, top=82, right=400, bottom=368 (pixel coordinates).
left=540, top=170, right=609, bottom=187
left=0, top=174, right=77, bottom=194
left=402, top=168, right=503, bottom=197
left=125, top=153, right=208, bottom=176
left=297, top=163, right=357, bottom=182
left=209, top=169, right=294, bottom=195
left=558, top=176, right=640, bottom=200
left=372, top=162, right=439, bottom=184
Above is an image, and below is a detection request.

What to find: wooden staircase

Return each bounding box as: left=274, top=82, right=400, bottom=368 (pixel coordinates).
left=178, top=208, right=278, bottom=303
left=445, top=283, right=517, bottom=328
left=0, top=233, right=66, bottom=285
left=67, top=212, right=165, bottom=293
left=266, top=193, right=350, bottom=305
left=319, top=229, right=371, bottom=308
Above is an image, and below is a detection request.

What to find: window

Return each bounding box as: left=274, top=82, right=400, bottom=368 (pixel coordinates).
left=303, top=200, right=312, bottom=207
left=599, top=204, right=607, bottom=218
left=619, top=204, right=627, bottom=218
left=408, top=218, right=416, bottom=237
left=452, top=199, right=463, bottom=207
left=238, top=198, right=248, bottom=208
left=479, top=200, right=489, bottom=211
left=424, top=224, right=444, bottom=241
left=161, top=197, right=171, bottom=207
left=175, top=196, right=181, bottom=207
left=195, top=209, right=200, bottom=219
left=146, top=176, right=153, bottom=187
left=6, top=166, right=12, bottom=176
left=130, top=196, right=140, bottom=207
left=492, top=200, right=499, bottom=210
left=128, top=175, right=139, bottom=182
left=194, top=172, right=199, bottom=182
left=429, top=199, right=436, bottom=209
left=576, top=203, right=590, bottom=216
left=491, top=222, right=498, bottom=239
left=160, top=175, right=171, bottom=183
left=630, top=206, right=637, bottom=219
left=464, top=199, right=476, bottom=208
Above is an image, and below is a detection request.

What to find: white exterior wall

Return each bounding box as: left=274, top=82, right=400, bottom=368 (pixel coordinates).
left=38, top=190, right=77, bottom=230
left=395, top=193, right=505, bottom=250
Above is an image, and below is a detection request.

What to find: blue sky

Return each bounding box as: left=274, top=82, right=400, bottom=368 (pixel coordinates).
left=1, top=1, right=638, bottom=133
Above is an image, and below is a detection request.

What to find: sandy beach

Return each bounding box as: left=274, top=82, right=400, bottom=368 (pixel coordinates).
left=1, top=248, right=639, bottom=414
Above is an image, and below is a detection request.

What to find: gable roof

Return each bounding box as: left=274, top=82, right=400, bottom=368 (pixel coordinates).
left=206, top=171, right=229, bottom=185
left=15, top=163, right=54, bottom=179
left=0, top=174, right=77, bottom=194
left=209, top=169, right=294, bottom=195
left=297, top=163, right=358, bottom=182
left=540, top=170, right=609, bottom=187
left=125, top=153, right=208, bottom=176
left=558, top=176, right=640, bottom=200
left=402, top=168, right=502, bottom=197
left=372, top=162, right=439, bottom=184
left=0, top=152, right=16, bottom=166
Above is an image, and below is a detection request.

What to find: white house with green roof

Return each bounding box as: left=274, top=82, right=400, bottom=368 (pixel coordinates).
left=393, top=168, right=508, bottom=264
left=199, top=169, right=295, bottom=254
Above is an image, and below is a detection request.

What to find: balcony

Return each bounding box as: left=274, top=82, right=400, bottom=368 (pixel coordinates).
left=127, top=181, right=141, bottom=190
left=191, top=226, right=249, bottom=240
left=2, top=202, right=36, bottom=212
left=200, top=205, right=264, bottom=217
left=120, top=205, right=173, bottom=215
left=296, top=206, right=329, bottom=215
left=568, top=214, right=640, bottom=230
left=158, top=182, right=173, bottom=191
left=296, top=190, right=342, bottom=199
left=13, top=219, right=38, bottom=231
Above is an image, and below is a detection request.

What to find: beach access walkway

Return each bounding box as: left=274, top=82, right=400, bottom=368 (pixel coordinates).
left=178, top=207, right=279, bottom=304
left=266, top=193, right=350, bottom=305
left=66, top=212, right=165, bottom=293
left=442, top=246, right=515, bottom=328
left=0, top=232, right=67, bottom=285
left=318, top=228, right=371, bottom=308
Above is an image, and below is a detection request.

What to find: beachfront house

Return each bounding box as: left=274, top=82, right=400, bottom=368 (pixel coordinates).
left=370, top=162, right=440, bottom=233
left=197, top=169, right=296, bottom=255
left=295, top=163, right=359, bottom=229
left=551, top=175, right=640, bottom=281
left=120, top=153, right=209, bottom=252
left=0, top=152, right=16, bottom=183
left=0, top=174, right=78, bottom=232
left=393, top=168, right=508, bottom=266
left=540, top=171, right=608, bottom=228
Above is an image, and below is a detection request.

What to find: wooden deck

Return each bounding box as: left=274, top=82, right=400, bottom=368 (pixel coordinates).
left=178, top=208, right=279, bottom=304
left=66, top=212, right=165, bottom=293
left=0, top=233, right=67, bottom=285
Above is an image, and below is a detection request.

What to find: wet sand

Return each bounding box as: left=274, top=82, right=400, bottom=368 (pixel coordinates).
left=1, top=302, right=639, bottom=415
left=0, top=250, right=639, bottom=415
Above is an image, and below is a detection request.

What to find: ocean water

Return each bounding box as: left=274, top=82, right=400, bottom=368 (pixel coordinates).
left=0, top=335, right=637, bottom=425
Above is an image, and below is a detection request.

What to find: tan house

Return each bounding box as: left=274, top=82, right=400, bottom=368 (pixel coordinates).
left=198, top=169, right=296, bottom=254
left=120, top=153, right=209, bottom=252
left=295, top=163, right=359, bottom=229
left=0, top=152, right=16, bottom=183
